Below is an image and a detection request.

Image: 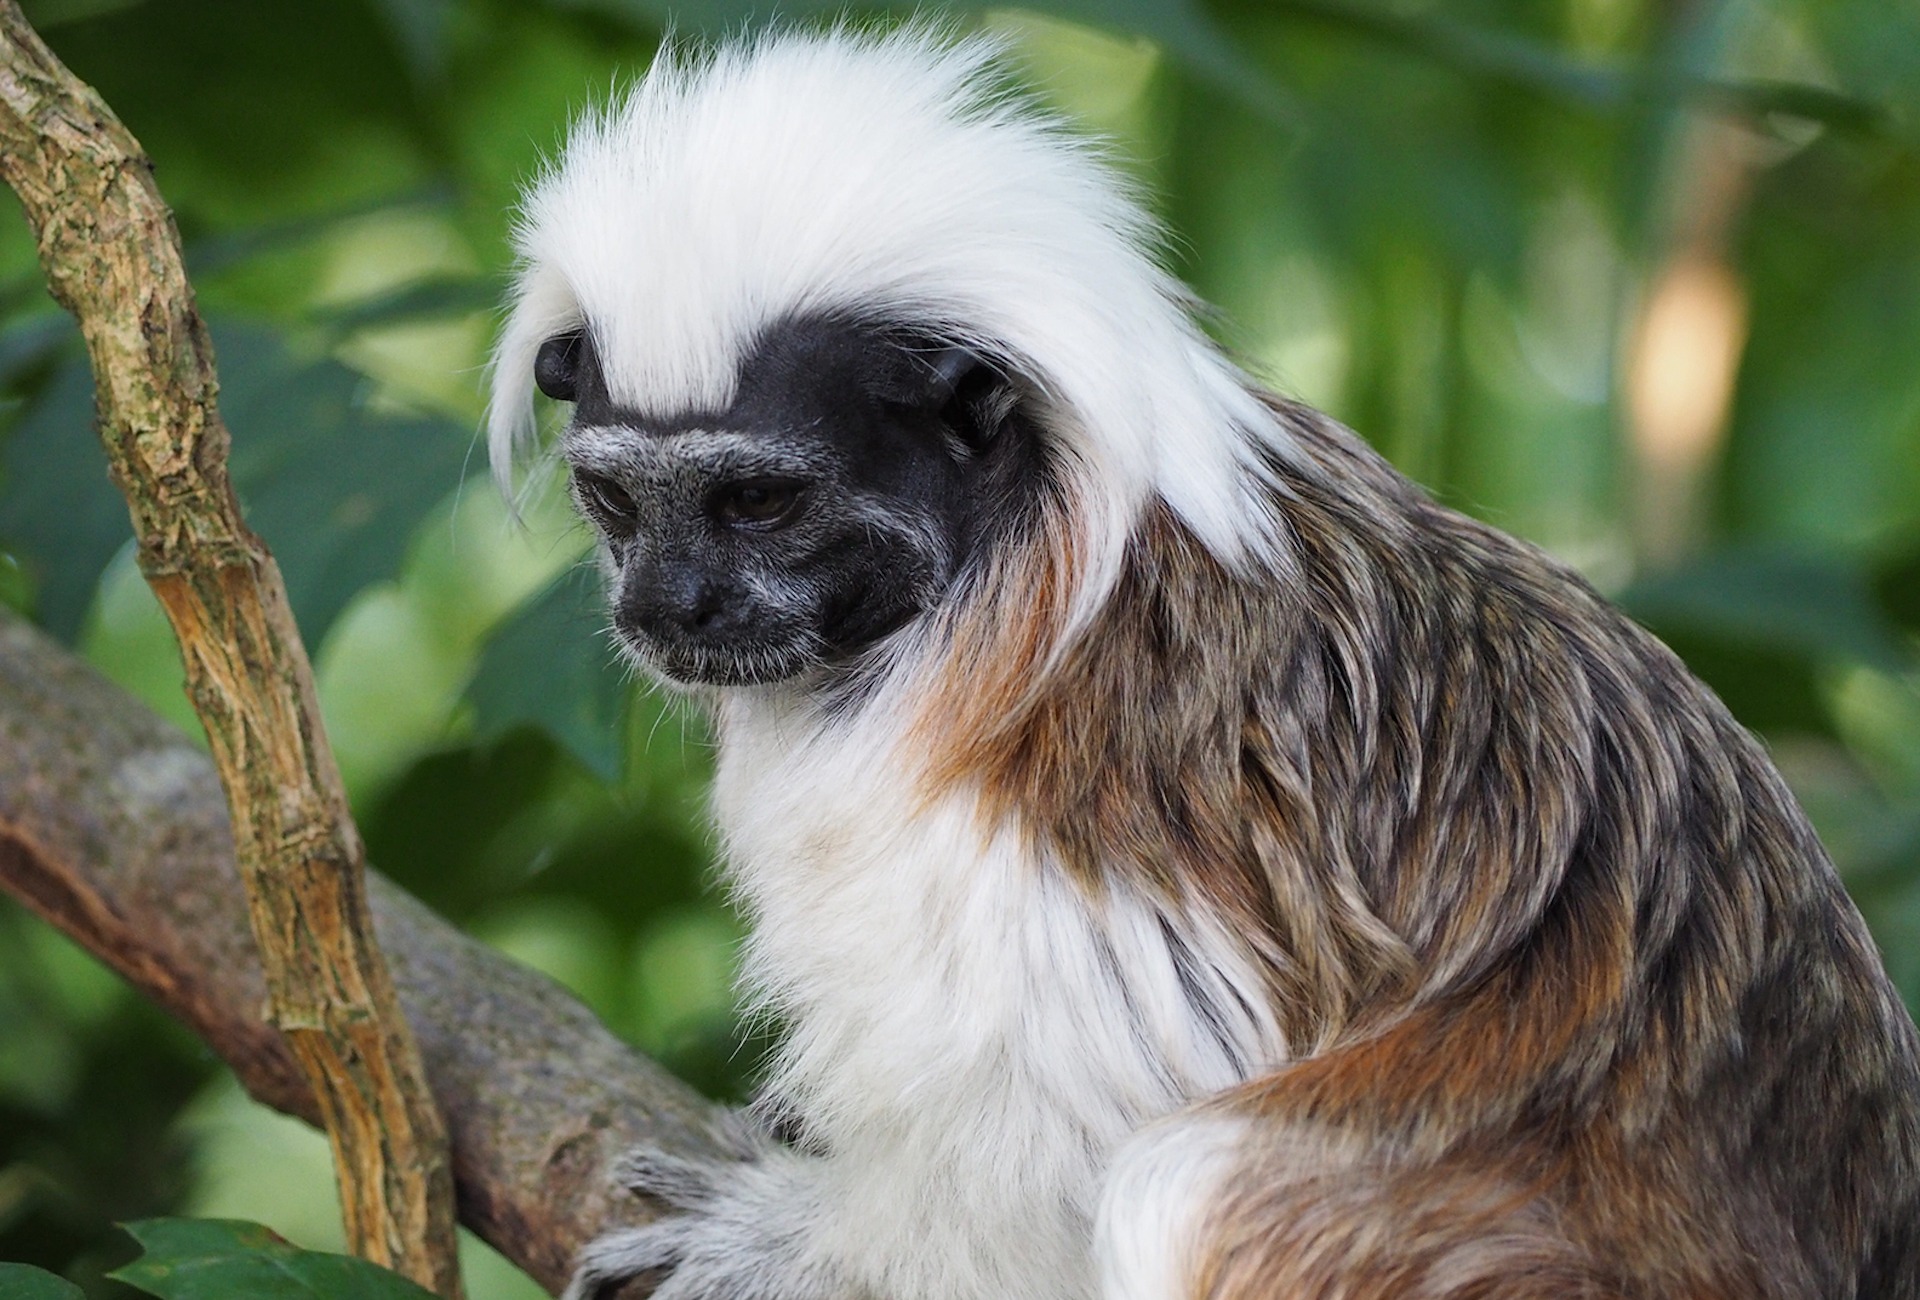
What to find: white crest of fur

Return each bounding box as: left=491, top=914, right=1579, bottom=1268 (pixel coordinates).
left=487, top=25, right=1297, bottom=636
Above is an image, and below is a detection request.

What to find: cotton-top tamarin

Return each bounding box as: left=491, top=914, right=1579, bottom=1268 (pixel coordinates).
left=487, top=27, right=1920, bottom=1300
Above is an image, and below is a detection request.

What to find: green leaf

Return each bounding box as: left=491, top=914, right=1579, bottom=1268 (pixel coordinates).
left=468, top=563, right=629, bottom=781
left=0, top=1263, right=86, bottom=1300
left=108, top=1219, right=439, bottom=1300
left=0, top=311, right=72, bottom=380
left=0, top=320, right=472, bottom=646
left=1017, top=0, right=1299, bottom=126
left=33, top=0, right=430, bottom=225
left=1620, top=548, right=1913, bottom=672
left=0, top=354, right=131, bottom=641
left=213, top=323, right=474, bottom=645
left=182, top=185, right=457, bottom=280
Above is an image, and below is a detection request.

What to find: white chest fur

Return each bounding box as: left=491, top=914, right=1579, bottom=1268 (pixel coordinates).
left=708, top=693, right=1285, bottom=1300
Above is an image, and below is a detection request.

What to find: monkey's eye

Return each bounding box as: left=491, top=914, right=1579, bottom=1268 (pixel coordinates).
left=535, top=330, right=586, bottom=402
left=714, top=479, right=803, bottom=529
left=572, top=469, right=637, bottom=532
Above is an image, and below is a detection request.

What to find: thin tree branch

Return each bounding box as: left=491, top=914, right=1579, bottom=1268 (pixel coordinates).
left=0, top=608, right=725, bottom=1294
left=0, top=4, right=460, bottom=1288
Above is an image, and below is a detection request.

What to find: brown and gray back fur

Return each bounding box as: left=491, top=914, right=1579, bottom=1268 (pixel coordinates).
left=912, top=395, right=1920, bottom=1299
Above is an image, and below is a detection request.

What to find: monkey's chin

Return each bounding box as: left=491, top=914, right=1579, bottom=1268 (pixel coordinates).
left=623, top=636, right=821, bottom=690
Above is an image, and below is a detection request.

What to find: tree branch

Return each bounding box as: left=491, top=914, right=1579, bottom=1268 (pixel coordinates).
left=0, top=3, right=462, bottom=1288
left=0, top=607, right=725, bottom=1294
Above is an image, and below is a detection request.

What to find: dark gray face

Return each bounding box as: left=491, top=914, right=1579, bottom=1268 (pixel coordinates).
left=540, top=314, right=1044, bottom=687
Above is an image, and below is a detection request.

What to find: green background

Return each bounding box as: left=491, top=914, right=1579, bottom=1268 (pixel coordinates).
left=2, top=0, right=1917, bottom=1295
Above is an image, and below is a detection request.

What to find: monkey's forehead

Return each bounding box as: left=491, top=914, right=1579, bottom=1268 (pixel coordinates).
left=505, top=27, right=1153, bottom=419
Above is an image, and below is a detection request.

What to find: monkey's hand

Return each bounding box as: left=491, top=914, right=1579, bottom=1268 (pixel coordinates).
left=564, top=1132, right=849, bottom=1300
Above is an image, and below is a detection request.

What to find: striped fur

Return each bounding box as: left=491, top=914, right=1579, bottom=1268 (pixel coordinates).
left=925, top=396, right=1920, bottom=1297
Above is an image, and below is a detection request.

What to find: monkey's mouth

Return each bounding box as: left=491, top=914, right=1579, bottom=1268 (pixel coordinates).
left=616, top=626, right=824, bottom=689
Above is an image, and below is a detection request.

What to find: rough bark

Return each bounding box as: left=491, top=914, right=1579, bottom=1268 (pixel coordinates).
left=0, top=3, right=467, bottom=1290
left=0, top=607, right=726, bottom=1294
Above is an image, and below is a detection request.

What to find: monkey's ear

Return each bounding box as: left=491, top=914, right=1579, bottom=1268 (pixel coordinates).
left=535, top=329, right=588, bottom=402
left=916, top=346, right=979, bottom=406
left=911, top=345, right=1013, bottom=452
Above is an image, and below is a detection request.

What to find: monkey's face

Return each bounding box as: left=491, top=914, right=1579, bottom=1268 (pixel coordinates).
left=541, top=314, right=1027, bottom=688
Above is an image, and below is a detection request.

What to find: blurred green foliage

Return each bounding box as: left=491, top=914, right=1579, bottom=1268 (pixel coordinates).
left=0, top=0, right=1917, bottom=1295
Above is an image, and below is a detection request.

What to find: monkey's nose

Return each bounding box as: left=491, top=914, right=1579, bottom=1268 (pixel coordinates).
left=629, top=567, right=734, bottom=637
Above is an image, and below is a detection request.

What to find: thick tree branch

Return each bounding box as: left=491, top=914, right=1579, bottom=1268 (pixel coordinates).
left=0, top=608, right=726, bottom=1293
left=0, top=3, right=462, bottom=1289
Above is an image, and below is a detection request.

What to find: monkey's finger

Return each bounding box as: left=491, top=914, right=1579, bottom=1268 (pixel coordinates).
left=563, top=1224, right=687, bottom=1300
left=611, top=1149, right=724, bottom=1206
